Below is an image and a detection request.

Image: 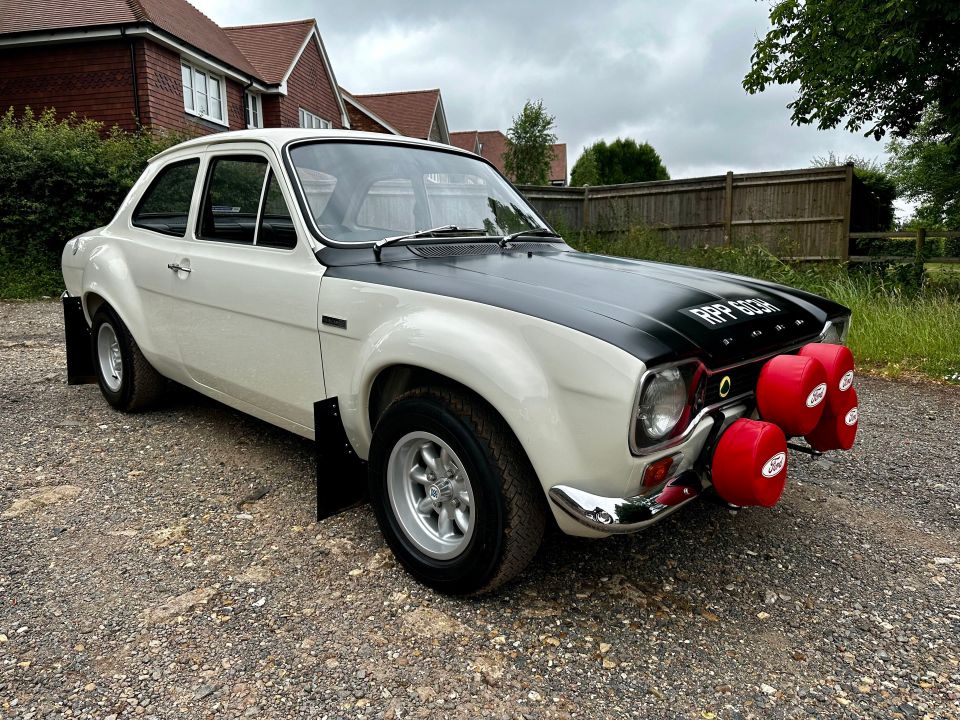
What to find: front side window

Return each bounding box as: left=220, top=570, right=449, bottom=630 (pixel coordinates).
left=199, top=156, right=268, bottom=244
left=181, top=61, right=227, bottom=125
left=132, top=159, right=200, bottom=237
left=198, top=156, right=298, bottom=249
left=298, top=108, right=331, bottom=129
left=288, top=142, right=546, bottom=244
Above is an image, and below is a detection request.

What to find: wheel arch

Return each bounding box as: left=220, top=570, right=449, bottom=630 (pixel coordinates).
left=366, top=364, right=535, bottom=470
left=83, top=291, right=107, bottom=324
left=79, top=244, right=157, bottom=359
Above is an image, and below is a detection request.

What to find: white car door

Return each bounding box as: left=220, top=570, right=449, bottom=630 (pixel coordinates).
left=117, top=156, right=203, bottom=383
left=168, top=145, right=327, bottom=434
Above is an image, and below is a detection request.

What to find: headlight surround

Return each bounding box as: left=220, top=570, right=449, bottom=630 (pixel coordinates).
left=636, top=366, right=688, bottom=442
left=820, top=315, right=851, bottom=345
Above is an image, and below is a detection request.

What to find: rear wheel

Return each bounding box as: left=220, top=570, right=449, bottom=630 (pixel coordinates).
left=368, top=387, right=546, bottom=595
left=91, top=306, right=165, bottom=412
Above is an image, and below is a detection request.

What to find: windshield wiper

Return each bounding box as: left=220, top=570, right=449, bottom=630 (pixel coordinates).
left=498, top=227, right=563, bottom=248
left=373, top=225, right=487, bottom=260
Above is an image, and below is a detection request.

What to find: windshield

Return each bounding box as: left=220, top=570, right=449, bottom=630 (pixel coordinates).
left=288, top=141, right=548, bottom=244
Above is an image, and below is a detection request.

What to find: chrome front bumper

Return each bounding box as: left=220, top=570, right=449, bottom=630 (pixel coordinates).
left=549, top=403, right=749, bottom=534
left=548, top=473, right=701, bottom=534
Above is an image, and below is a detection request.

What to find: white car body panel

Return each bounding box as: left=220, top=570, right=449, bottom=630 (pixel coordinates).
left=61, top=129, right=847, bottom=539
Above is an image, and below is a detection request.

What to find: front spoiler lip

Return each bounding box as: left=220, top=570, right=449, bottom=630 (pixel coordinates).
left=548, top=474, right=701, bottom=534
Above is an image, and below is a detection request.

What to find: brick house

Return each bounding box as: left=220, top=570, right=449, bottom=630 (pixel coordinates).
left=342, top=88, right=450, bottom=143
left=0, top=0, right=349, bottom=135
left=451, top=130, right=568, bottom=186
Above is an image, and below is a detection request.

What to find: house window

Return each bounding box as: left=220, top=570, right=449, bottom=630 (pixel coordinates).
left=244, top=92, right=263, bottom=129
left=181, top=61, right=227, bottom=125
left=298, top=108, right=331, bottom=129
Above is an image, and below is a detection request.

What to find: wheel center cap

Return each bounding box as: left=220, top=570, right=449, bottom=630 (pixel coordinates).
left=428, top=479, right=452, bottom=502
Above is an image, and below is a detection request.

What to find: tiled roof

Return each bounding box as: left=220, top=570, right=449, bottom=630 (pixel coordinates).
left=0, top=0, right=260, bottom=79
left=351, top=89, right=440, bottom=140
left=340, top=88, right=400, bottom=134
left=0, top=0, right=140, bottom=34
left=475, top=130, right=509, bottom=173
left=449, top=131, right=479, bottom=153
left=550, top=143, right=567, bottom=184
left=223, top=19, right=314, bottom=85
left=452, top=131, right=567, bottom=183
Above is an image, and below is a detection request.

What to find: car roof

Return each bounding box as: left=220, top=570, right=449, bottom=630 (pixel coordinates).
left=150, top=128, right=478, bottom=164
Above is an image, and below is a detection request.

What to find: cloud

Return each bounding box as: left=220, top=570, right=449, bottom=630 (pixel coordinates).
left=193, top=0, right=890, bottom=178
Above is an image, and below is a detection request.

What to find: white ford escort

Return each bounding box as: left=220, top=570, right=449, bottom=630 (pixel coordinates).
left=61, top=130, right=858, bottom=594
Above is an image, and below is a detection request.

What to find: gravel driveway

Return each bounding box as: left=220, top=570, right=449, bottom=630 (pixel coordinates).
left=1, top=300, right=958, bottom=720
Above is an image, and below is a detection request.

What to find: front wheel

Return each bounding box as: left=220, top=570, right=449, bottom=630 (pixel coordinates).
left=91, top=306, right=165, bottom=412
left=368, top=387, right=546, bottom=595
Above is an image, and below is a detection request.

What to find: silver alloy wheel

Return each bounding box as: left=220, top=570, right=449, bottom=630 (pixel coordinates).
left=386, top=431, right=475, bottom=560
left=97, top=322, right=123, bottom=392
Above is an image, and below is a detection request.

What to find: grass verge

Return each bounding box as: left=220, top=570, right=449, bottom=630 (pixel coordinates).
left=571, top=230, right=960, bottom=383
left=3, top=230, right=958, bottom=382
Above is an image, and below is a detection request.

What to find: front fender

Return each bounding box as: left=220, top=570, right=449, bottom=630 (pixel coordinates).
left=320, top=282, right=645, bottom=501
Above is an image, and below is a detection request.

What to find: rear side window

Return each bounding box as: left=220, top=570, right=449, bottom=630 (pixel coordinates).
left=132, top=159, right=200, bottom=237
left=199, top=156, right=268, bottom=244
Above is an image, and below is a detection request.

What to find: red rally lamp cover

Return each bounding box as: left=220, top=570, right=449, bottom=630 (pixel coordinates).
left=797, top=343, right=855, bottom=413
left=712, top=419, right=788, bottom=508
left=806, top=387, right=859, bottom=451
left=756, top=354, right=828, bottom=437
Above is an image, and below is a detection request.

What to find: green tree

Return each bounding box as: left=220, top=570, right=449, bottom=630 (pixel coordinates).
left=504, top=100, right=557, bottom=186
left=887, top=106, right=960, bottom=230
left=570, top=138, right=669, bottom=187
left=743, top=0, right=960, bottom=144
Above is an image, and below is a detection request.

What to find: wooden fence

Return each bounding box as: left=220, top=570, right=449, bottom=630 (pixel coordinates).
left=518, top=165, right=855, bottom=260
left=849, top=229, right=960, bottom=264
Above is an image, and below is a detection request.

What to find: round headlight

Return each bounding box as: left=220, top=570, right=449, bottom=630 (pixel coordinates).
left=637, top=367, right=687, bottom=440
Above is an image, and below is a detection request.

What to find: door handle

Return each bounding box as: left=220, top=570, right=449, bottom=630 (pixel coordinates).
left=167, top=263, right=191, bottom=273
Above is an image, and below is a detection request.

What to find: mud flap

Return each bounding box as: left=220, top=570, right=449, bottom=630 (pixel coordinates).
left=314, top=397, right=367, bottom=520
left=62, top=294, right=95, bottom=385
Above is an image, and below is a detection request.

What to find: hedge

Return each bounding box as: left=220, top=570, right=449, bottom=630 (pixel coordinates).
left=0, top=108, right=184, bottom=297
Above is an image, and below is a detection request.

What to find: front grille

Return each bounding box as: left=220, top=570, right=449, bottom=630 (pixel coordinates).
left=703, top=358, right=766, bottom=406
left=410, top=241, right=562, bottom=258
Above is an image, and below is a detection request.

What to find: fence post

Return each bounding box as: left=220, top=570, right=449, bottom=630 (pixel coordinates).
left=723, top=171, right=734, bottom=245
left=914, top=227, right=927, bottom=286
left=581, top=185, right=591, bottom=237
left=840, top=163, right=854, bottom=261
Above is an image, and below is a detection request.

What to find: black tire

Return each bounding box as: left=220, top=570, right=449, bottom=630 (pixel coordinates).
left=90, top=306, right=166, bottom=412
left=368, top=386, right=546, bottom=595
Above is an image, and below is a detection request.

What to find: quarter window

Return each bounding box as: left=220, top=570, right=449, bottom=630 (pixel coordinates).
left=181, top=61, right=227, bottom=125
left=298, top=108, right=331, bottom=129
left=257, top=172, right=298, bottom=249
left=132, top=159, right=200, bottom=237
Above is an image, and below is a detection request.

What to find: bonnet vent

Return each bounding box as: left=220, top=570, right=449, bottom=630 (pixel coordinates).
left=410, top=242, right=563, bottom=258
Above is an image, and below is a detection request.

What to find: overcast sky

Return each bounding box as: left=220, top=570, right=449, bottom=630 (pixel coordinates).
left=194, top=0, right=889, bottom=179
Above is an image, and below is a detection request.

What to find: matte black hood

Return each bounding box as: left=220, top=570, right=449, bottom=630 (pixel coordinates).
left=320, top=244, right=848, bottom=367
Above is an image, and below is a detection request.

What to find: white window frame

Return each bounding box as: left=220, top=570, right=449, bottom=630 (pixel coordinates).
left=244, top=92, right=263, bottom=129
left=298, top=108, right=331, bottom=130
left=181, top=60, right=228, bottom=126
